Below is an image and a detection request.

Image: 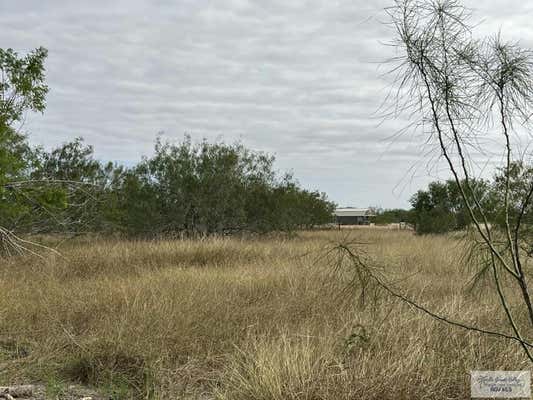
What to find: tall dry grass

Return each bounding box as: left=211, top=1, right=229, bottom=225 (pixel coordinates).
left=0, top=230, right=529, bottom=399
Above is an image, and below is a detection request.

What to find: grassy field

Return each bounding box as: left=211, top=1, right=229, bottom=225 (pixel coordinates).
left=0, top=229, right=530, bottom=399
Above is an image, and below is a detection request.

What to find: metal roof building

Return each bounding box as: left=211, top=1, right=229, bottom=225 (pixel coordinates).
left=334, top=207, right=374, bottom=225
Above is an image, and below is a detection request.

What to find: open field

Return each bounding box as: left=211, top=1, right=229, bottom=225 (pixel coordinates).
left=0, top=229, right=530, bottom=399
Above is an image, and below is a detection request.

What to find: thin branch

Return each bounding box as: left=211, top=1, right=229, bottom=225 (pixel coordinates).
left=335, top=244, right=533, bottom=357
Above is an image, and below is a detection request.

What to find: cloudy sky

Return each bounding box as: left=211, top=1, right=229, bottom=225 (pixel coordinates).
left=1, top=0, right=532, bottom=208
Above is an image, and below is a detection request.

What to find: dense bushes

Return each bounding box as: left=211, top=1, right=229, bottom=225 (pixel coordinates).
left=3, top=135, right=335, bottom=237
left=408, top=174, right=529, bottom=234
left=362, top=169, right=533, bottom=235
left=0, top=46, right=334, bottom=242
left=409, top=180, right=477, bottom=234
left=108, top=136, right=335, bottom=235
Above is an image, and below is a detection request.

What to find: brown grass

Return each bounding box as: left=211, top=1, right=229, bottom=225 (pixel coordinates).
left=0, top=229, right=529, bottom=399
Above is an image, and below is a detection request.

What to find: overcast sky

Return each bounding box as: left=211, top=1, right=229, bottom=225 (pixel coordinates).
left=1, top=0, right=532, bottom=208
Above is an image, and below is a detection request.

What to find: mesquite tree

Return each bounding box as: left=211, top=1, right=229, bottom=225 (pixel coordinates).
left=386, top=0, right=533, bottom=360
left=0, top=48, right=97, bottom=255
left=0, top=47, right=49, bottom=254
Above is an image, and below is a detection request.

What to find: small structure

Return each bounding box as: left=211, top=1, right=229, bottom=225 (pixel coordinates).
left=334, top=207, right=374, bottom=225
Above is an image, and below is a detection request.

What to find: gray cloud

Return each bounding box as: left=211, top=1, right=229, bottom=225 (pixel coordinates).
left=1, top=0, right=531, bottom=208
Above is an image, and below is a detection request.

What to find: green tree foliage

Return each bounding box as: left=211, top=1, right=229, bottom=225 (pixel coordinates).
left=0, top=47, right=54, bottom=235
left=113, top=137, right=335, bottom=236
left=0, top=47, right=48, bottom=127
left=0, top=46, right=335, bottom=240
left=410, top=179, right=494, bottom=234
left=0, top=127, right=36, bottom=228
left=35, top=137, right=106, bottom=183
left=28, top=138, right=118, bottom=233
left=492, top=161, right=533, bottom=241
left=5, top=132, right=335, bottom=237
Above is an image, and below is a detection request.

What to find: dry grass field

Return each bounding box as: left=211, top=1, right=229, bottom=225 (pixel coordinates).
left=0, top=229, right=530, bottom=399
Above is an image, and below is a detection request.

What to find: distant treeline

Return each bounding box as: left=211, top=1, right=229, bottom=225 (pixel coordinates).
left=376, top=165, right=533, bottom=235
left=2, top=130, right=336, bottom=237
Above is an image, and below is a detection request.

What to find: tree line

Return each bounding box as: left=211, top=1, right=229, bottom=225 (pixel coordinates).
left=375, top=164, right=533, bottom=235
left=5, top=134, right=335, bottom=237
left=0, top=47, right=335, bottom=246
